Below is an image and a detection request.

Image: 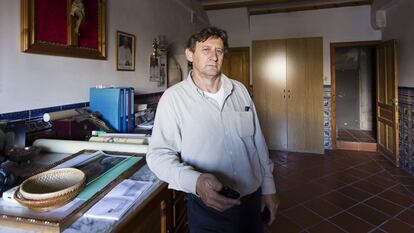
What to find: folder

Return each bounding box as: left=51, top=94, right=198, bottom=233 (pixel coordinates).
left=90, top=87, right=123, bottom=132
left=120, top=88, right=125, bottom=132
left=129, top=88, right=135, bottom=130
left=117, top=87, right=135, bottom=132
left=90, top=87, right=135, bottom=133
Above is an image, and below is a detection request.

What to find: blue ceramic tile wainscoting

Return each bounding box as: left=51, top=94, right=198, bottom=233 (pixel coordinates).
left=0, top=102, right=89, bottom=122
left=324, top=85, right=332, bottom=150
left=399, top=86, right=414, bottom=175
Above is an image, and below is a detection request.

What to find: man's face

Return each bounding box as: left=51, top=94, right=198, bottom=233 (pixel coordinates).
left=186, top=37, right=224, bottom=78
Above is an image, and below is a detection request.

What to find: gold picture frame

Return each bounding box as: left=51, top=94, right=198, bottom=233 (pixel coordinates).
left=116, top=31, right=136, bottom=71
left=20, top=0, right=106, bottom=59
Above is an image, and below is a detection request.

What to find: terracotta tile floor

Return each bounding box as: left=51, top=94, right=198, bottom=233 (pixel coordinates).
left=267, top=150, right=414, bottom=233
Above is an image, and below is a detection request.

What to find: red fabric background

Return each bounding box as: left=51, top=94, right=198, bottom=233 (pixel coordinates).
left=36, top=0, right=67, bottom=44
left=36, top=0, right=99, bottom=49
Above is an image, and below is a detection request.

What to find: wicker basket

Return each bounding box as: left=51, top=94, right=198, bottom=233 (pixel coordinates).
left=14, top=184, right=84, bottom=212
left=19, top=168, right=86, bottom=201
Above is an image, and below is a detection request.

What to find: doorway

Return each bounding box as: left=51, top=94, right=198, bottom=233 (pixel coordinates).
left=331, top=41, right=380, bottom=151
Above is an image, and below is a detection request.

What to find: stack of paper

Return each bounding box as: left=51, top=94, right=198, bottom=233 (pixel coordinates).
left=83, top=179, right=151, bottom=220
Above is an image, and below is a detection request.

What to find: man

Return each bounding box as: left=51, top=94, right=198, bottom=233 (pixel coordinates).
left=146, top=27, right=279, bottom=233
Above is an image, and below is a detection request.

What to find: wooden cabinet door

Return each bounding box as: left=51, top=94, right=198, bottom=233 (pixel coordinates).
left=286, top=38, right=324, bottom=154
left=376, top=40, right=399, bottom=166
left=253, top=40, right=287, bottom=150
left=172, top=191, right=188, bottom=233
left=222, top=47, right=250, bottom=89
left=114, top=185, right=172, bottom=233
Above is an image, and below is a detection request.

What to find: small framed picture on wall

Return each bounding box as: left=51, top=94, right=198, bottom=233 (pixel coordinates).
left=116, top=31, right=135, bottom=71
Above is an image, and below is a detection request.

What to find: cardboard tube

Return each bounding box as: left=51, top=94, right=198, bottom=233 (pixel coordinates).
left=43, top=109, right=82, bottom=122
left=33, top=139, right=148, bottom=154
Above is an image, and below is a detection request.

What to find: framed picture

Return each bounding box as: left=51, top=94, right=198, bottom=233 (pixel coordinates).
left=116, top=31, right=136, bottom=71
left=167, top=57, right=183, bottom=87
left=20, top=0, right=106, bottom=59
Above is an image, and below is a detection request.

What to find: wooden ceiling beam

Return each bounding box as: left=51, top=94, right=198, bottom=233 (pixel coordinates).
left=203, top=0, right=297, bottom=10
left=202, top=0, right=373, bottom=12
left=249, top=0, right=373, bottom=15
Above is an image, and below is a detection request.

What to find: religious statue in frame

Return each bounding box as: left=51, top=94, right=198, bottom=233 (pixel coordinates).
left=20, top=0, right=106, bottom=59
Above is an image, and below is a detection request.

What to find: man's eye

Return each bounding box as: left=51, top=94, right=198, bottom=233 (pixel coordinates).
left=217, top=50, right=224, bottom=55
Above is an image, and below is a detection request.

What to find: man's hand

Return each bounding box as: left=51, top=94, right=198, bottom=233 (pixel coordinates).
left=196, top=173, right=240, bottom=212
left=262, top=194, right=280, bottom=226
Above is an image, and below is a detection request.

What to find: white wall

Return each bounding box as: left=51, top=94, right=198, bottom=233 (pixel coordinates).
left=208, top=5, right=381, bottom=85
left=359, top=48, right=374, bottom=130
left=375, top=0, right=414, bottom=87
left=0, top=0, right=208, bottom=113
left=207, top=8, right=251, bottom=47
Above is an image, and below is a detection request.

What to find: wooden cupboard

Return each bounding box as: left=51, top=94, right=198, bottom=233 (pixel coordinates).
left=113, top=184, right=188, bottom=233
left=253, top=37, right=324, bottom=154
left=113, top=184, right=172, bottom=233
left=172, top=191, right=189, bottom=233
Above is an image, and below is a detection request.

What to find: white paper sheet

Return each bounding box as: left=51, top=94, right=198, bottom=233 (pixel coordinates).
left=83, top=179, right=151, bottom=220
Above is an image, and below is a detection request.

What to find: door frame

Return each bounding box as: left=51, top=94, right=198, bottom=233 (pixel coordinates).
left=330, top=40, right=381, bottom=149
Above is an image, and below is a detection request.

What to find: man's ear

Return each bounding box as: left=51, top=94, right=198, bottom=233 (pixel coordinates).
left=185, top=48, right=193, bottom=62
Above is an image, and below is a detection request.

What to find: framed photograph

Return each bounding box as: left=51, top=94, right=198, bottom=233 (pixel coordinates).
left=116, top=31, right=136, bottom=71
left=20, top=0, right=106, bottom=59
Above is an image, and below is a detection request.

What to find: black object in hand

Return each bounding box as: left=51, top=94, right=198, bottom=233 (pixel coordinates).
left=218, top=186, right=240, bottom=199
left=262, top=207, right=270, bottom=223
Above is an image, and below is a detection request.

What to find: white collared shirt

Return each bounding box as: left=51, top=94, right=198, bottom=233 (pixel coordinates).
left=146, top=72, right=276, bottom=197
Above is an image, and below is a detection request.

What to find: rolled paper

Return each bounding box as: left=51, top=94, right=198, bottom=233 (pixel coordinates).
left=33, top=139, right=148, bottom=154
left=89, top=136, right=148, bottom=145
left=43, top=109, right=83, bottom=122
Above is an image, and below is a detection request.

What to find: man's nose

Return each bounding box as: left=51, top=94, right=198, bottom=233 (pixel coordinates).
left=209, top=51, right=218, bottom=61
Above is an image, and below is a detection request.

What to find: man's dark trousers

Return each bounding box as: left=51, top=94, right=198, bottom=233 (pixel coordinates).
left=186, top=188, right=264, bottom=233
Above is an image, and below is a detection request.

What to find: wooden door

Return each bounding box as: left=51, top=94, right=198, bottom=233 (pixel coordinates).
left=222, top=47, right=250, bottom=88
left=287, top=38, right=324, bottom=154
left=253, top=40, right=287, bottom=150
left=376, top=40, right=399, bottom=166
